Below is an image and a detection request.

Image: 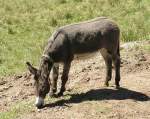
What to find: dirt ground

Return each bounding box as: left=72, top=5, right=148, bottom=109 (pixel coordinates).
left=0, top=41, right=150, bottom=119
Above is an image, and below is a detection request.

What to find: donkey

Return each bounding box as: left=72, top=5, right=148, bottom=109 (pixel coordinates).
left=26, top=17, right=120, bottom=108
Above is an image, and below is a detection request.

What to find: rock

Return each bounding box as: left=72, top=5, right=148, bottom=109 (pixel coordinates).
left=0, top=80, right=7, bottom=85
left=3, top=85, right=13, bottom=91
left=81, top=68, right=86, bottom=72
left=95, top=66, right=100, bottom=69
left=37, top=109, right=41, bottom=112
left=121, top=42, right=139, bottom=51
left=139, top=56, right=147, bottom=61
left=92, top=62, right=96, bottom=64
left=14, top=75, right=22, bottom=80
left=87, top=65, right=91, bottom=69
left=24, top=82, right=32, bottom=86
left=86, top=77, right=90, bottom=82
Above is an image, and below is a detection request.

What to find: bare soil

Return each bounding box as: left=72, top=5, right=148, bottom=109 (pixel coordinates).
left=0, top=42, right=150, bottom=119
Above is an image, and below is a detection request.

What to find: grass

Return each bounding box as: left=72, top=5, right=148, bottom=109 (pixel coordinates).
left=0, top=0, right=150, bottom=76
left=142, top=42, right=150, bottom=52
left=0, top=94, right=71, bottom=119
left=0, top=101, right=33, bottom=119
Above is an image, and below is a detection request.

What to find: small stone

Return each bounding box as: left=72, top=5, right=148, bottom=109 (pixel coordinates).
left=0, top=80, right=7, bottom=85
left=24, top=82, right=32, bottom=86
left=86, top=77, right=90, bottom=82
left=81, top=68, right=86, bottom=72
left=139, top=56, right=146, bottom=61
left=95, top=66, right=100, bottom=69
left=14, top=75, right=22, bottom=79
left=92, top=62, right=96, bottom=64
left=87, top=65, right=91, bottom=69
left=37, top=109, right=41, bottom=112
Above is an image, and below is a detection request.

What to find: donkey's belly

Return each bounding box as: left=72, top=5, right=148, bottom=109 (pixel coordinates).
left=74, top=50, right=100, bottom=60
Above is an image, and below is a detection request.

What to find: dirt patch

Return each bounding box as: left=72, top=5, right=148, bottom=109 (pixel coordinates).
left=0, top=41, right=150, bottom=119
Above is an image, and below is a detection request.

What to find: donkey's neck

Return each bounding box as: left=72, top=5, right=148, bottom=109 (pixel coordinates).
left=39, top=57, right=52, bottom=80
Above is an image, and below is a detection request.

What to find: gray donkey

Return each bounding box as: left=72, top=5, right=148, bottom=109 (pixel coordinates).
left=26, top=17, right=120, bottom=108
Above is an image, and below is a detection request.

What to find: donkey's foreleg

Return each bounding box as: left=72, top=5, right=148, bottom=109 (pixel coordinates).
left=49, top=64, right=59, bottom=97
left=57, top=62, right=71, bottom=97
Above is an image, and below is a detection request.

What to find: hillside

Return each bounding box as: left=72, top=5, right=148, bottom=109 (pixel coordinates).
left=0, top=0, right=150, bottom=76
left=0, top=1, right=150, bottom=118
left=0, top=41, right=150, bottom=119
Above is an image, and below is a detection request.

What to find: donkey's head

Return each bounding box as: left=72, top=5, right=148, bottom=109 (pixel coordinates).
left=26, top=55, right=53, bottom=108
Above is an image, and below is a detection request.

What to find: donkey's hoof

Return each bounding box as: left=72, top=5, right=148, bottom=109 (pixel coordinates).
left=104, top=82, right=109, bottom=87
left=115, top=82, right=120, bottom=89
left=115, top=85, right=120, bottom=89
left=57, top=92, right=64, bottom=97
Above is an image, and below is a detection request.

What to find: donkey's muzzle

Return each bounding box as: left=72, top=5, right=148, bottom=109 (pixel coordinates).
left=36, top=103, right=43, bottom=109
left=35, top=97, right=44, bottom=109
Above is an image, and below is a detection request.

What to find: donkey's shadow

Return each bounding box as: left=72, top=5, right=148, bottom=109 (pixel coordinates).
left=44, top=87, right=150, bottom=108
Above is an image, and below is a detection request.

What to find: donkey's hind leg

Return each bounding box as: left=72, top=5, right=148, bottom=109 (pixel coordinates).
left=100, top=49, right=112, bottom=87
left=49, top=63, right=59, bottom=97
left=112, top=54, right=120, bottom=88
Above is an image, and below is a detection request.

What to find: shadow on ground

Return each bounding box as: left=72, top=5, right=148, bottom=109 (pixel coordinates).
left=44, top=87, right=150, bottom=108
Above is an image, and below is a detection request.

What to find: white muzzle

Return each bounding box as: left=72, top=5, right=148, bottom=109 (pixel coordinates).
left=35, top=97, right=44, bottom=108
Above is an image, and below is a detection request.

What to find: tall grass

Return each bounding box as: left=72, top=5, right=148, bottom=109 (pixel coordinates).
left=0, top=0, right=149, bottom=76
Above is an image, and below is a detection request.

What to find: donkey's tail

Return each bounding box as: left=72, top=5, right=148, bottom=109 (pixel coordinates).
left=116, top=28, right=120, bottom=57
left=117, top=40, right=120, bottom=57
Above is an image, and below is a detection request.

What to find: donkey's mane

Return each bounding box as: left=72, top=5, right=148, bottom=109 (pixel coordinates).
left=42, top=54, right=53, bottom=62
left=43, top=29, right=65, bottom=56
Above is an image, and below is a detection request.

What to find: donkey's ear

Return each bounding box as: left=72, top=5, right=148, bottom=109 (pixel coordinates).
left=26, top=62, right=37, bottom=75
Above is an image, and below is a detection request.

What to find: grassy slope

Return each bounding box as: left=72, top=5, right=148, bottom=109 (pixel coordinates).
left=0, top=0, right=150, bottom=76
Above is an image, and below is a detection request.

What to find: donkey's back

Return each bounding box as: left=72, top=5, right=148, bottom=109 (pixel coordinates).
left=56, top=17, right=120, bottom=55
left=60, top=17, right=118, bottom=33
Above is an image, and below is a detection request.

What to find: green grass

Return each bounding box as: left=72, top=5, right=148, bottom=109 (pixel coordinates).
left=0, top=101, right=33, bottom=119
left=0, top=0, right=150, bottom=76
left=0, top=95, right=71, bottom=119
left=142, top=43, right=150, bottom=52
